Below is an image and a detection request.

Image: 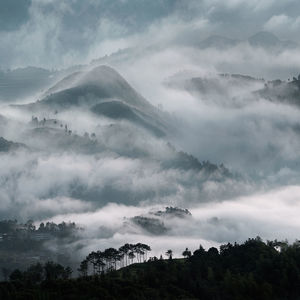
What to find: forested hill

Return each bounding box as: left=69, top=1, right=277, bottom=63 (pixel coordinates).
left=2, top=238, right=300, bottom=299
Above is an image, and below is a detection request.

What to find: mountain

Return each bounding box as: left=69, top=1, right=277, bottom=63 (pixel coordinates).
left=6, top=65, right=236, bottom=210
left=31, top=65, right=148, bottom=109
left=192, top=32, right=298, bottom=51
left=197, top=35, right=240, bottom=49
left=248, top=31, right=280, bottom=48
left=0, top=137, right=26, bottom=152
left=126, top=207, right=192, bottom=235
left=257, top=76, right=300, bottom=106
left=167, top=70, right=300, bottom=109
left=166, top=72, right=265, bottom=105
left=43, top=71, right=83, bottom=96
left=248, top=31, right=298, bottom=50
left=18, top=65, right=169, bottom=136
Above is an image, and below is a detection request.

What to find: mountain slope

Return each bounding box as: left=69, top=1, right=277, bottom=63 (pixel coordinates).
left=191, top=31, right=298, bottom=51
left=198, top=35, right=240, bottom=49
left=0, top=137, right=26, bottom=152
left=3, top=238, right=300, bottom=300
left=91, top=100, right=165, bottom=136
left=39, top=65, right=153, bottom=111
left=18, top=65, right=169, bottom=136
left=248, top=31, right=280, bottom=48
left=257, top=77, right=300, bottom=106
left=248, top=31, right=298, bottom=50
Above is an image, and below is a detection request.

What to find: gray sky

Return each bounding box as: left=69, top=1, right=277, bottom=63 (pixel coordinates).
left=1, top=0, right=300, bottom=69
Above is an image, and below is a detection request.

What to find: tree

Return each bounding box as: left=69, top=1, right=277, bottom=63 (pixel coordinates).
left=134, top=243, right=145, bottom=263
left=63, top=266, right=72, bottom=280
left=207, top=247, right=219, bottom=257
left=140, top=243, right=151, bottom=261
left=102, top=248, right=119, bottom=270
left=86, top=252, right=98, bottom=275
left=1, top=268, right=10, bottom=281
left=95, top=251, right=105, bottom=274
left=25, top=263, right=44, bottom=283
left=78, top=259, right=88, bottom=277
left=25, top=220, right=36, bottom=231
left=38, top=222, right=45, bottom=231
left=128, top=251, right=136, bottom=264
left=44, top=261, right=66, bottom=281
left=182, top=248, right=191, bottom=259
left=165, top=249, right=173, bottom=260
left=9, top=269, right=23, bottom=282
left=119, top=244, right=130, bottom=267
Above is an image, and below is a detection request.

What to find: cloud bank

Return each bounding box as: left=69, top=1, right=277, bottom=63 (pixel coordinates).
left=1, top=0, right=300, bottom=69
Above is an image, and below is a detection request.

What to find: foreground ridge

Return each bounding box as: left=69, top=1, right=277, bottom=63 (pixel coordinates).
left=2, top=238, right=300, bottom=300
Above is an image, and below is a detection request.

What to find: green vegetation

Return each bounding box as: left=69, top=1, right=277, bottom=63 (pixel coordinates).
left=0, top=220, right=81, bottom=275
left=2, top=238, right=300, bottom=299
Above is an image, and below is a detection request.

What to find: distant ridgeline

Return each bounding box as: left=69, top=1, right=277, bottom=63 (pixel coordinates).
left=0, top=208, right=192, bottom=274
left=2, top=238, right=300, bottom=299
left=167, top=69, right=300, bottom=109
left=0, top=137, right=26, bottom=152
left=0, top=219, right=80, bottom=240
left=257, top=74, right=300, bottom=106
left=126, top=207, right=192, bottom=235
left=0, top=220, right=82, bottom=276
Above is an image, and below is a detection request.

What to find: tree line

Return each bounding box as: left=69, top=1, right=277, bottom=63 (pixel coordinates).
left=78, top=243, right=151, bottom=276
left=3, top=238, right=300, bottom=299
left=0, top=219, right=80, bottom=239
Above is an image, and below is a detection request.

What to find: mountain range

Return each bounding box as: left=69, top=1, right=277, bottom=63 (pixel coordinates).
left=196, top=31, right=298, bottom=51
left=16, top=65, right=169, bottom=137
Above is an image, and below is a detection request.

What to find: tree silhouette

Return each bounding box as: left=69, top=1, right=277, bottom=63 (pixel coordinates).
left=165, top=249, right=173, bottom=260
left=95, top=251, right=105, bottom=274
left=119, top=244, right=129, bottom=267
left=1, top=268, right=10, bottom=281
left=86, top=252, right=98, bottom=275
left=78, top=259, right=88, bottom=277
left=182, top=248, right=191, bottom=259
left=128, top=251, right=135, bottom=264
left=9, top=269, right=23, bottom=282
left=62, top=267, right=72, bottom=280
left=44, top=261, right=66, bottom=281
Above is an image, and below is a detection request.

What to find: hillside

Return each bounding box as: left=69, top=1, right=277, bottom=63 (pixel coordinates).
left=18, top=65, right=169, bottom=136
left=2, top=238, right=300, bottom=300
left=258, top=76, right=300, bottom=106
left=0, top=137, right=26, bottom=152
left=27, top=66, right=154, bottom=112
left=248, top=31, right=298, bottom=50
left=192, top=31, right=298, bottom=51
left=197, top=35, right=240, bottom=49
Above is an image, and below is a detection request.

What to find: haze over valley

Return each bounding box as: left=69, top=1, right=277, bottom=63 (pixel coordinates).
left=1, top=0, right=300, bottom=281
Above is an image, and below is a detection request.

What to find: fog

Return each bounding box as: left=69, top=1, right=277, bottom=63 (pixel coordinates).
left=1, top=0, right=300, bottom=263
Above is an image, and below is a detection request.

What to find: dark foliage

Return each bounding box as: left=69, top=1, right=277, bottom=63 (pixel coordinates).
left=2, top=238, right=300, bottom=299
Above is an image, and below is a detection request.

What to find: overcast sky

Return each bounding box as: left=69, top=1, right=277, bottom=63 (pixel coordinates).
left=1, top=0, right=300, bottom=69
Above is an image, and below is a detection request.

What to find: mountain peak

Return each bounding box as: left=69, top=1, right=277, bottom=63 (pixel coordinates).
left=198, top=35, right=239, bottom=49
left=77, top=65, right=128, bottom=88
left=248, top=31, right=280, bottom=47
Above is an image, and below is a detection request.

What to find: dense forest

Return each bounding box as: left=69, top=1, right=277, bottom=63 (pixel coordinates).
left=2, top=237, right=300, bottom=299
left=0, top=220, right=82, bottom=277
